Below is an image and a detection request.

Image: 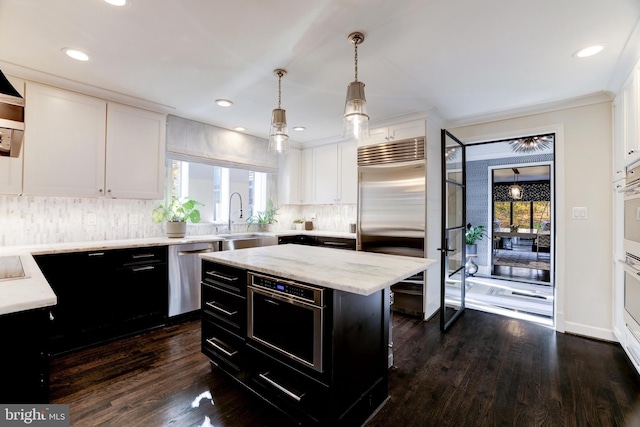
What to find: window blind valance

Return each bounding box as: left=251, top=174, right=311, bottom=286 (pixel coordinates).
left=166, top=114, right=278, bottom=173
left=493, top=182, right=550, bottom=202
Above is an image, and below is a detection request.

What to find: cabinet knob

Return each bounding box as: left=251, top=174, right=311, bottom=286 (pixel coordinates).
left=629, top=149, right=636, bottom=155
left=99, top=189, right=103, bottom=193
left=107, top=189, right=112, bottom=193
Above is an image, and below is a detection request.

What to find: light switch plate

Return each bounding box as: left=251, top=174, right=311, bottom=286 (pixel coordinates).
left=572, top=207, right=588, bottom=219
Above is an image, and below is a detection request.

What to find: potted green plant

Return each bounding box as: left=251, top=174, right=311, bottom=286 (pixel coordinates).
left=152, top=196, right=203, bottom=238
left=293, top=218, right=305, bottom=231
left=247, top=200, right=278, bottom=231
left=465, top=223, right=487, bottom=255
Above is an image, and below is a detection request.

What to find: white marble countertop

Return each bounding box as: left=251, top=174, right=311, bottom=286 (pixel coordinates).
left=0, top=252, right=57, bottom=316
left=201, top=244, right=436, bottom=296
left=0, top=230, right=356, bottom=316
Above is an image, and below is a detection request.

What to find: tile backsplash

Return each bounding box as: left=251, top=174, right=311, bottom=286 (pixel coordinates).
left=0, top=195, right=356, bottom=246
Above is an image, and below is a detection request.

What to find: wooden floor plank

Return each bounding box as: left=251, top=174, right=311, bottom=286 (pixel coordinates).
left=50, top=310, right=640, bottom=426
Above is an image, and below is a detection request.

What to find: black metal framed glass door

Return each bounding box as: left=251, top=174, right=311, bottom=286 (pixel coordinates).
left=439, top=130, right=466, bottom=331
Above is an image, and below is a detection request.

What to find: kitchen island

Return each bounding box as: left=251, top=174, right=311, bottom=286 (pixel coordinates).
left=200, top=244, right=435, bottom=426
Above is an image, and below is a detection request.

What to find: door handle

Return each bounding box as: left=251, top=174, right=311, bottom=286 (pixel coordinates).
left=437, top=247, right=455, bottom=254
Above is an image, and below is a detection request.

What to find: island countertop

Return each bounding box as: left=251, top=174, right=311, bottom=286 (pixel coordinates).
left=200, top=244, right=436, bottom=296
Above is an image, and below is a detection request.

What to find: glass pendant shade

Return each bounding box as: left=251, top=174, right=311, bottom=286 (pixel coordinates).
left=268, top=108, right=289, bottom=154
left=343, top=80, right=369, bottom=139
left=508, top=184, right=523, bottom=200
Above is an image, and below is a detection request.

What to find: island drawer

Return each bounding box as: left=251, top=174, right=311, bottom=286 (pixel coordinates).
left=202, top=281, right=246, bottom=333
left=202, top=261, right=247, bottom=295
left=202, top=318, right=246, bottom=374
left=247, top=344, right=329, bottom=424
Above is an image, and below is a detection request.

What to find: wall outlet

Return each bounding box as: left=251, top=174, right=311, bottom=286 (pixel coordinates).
left=86, top=212, right=97, bottom=226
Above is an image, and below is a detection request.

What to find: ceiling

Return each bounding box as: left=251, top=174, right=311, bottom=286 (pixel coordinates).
left=493, top=166, right=550, bottom=183
left=1, top=0, right=639, bottom=146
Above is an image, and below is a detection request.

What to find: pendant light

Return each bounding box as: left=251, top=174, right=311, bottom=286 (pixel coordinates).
left=509, top=168, right=523, bottom=200
left=268, top=69, right=290, bottom=155
left=343, top=31, right=369, bottom=140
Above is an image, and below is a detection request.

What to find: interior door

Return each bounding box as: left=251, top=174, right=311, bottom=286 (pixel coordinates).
left=439, top=130, right=466, bottom=331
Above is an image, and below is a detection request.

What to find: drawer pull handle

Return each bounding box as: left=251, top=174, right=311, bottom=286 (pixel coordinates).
left=132, top=266, right=155, bottom=272
left=206, top=302, right=237, bottom=316
left=323, top=241, right=347, bottom=246
left=132, top=253, right=155, bottom=259
left=258, top=372, right=304, bottom=402
left=206, top=338, right=237, bottom=357
left=206, top=271, right=238, bottom=282
left=88, top=252, right=105, bottom=257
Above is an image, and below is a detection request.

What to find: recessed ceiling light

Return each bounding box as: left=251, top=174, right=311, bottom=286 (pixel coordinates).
left=573, top=44, right=606, bottom=58
left=215, top=99, right=233, bottom=107
left=234, top=127, right=246, bottom=132
left=104, top=0, right=127, bottom=5
left=293, top=126, right=306, bottom=131
left=61, top=48, right=90, bottom=61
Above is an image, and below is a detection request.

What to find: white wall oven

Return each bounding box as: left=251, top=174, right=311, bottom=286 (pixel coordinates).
left=621, top=161, right=640, bottom=344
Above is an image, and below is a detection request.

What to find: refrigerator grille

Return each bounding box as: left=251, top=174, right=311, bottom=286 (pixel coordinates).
left=357, top=138, right=425, bottom=165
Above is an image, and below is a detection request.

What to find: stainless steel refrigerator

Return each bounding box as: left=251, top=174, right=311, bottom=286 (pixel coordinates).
left=357, top=137, right=427, bottom=317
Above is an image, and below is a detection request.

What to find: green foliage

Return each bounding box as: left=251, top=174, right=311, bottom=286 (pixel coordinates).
left=465, top=223, right=487, bottom=245
left=152, top=197, right=203, bottom=223
left=247, top=200, right=279, bottom=227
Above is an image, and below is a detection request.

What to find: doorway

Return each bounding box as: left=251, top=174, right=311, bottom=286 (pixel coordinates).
left=463, top=134, right=555, bottom=325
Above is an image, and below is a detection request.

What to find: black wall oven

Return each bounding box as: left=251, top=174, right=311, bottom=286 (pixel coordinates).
left=247, top=272, right=326, bottom=373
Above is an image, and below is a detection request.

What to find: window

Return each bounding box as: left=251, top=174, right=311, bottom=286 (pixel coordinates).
left=493, top=200, right=550, bottom=230
left=169, top=160, right=268, bottom=224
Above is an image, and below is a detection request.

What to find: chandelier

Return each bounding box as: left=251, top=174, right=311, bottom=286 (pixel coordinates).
left=509, top=135, right=553, bottom=153
left=508, top=168, right=523, bottom=200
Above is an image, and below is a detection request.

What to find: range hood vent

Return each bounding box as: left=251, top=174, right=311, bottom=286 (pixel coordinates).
left=0, top=69, right=24, bottom=158
left=357, top=137, right=425, bottom=166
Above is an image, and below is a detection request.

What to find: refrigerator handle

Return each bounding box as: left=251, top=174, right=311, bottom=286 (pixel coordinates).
left=356, top=171, right=362, bottom=250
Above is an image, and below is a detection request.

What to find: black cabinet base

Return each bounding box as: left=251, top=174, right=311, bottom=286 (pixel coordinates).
left=0, top=308, right=50, bottom=403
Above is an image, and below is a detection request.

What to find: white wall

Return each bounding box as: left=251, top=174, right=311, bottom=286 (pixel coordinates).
left=449, top=101, right=613, bottom=340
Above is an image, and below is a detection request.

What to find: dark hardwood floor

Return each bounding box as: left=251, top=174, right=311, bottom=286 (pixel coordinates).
left=50, top=310, right=640, bottom=426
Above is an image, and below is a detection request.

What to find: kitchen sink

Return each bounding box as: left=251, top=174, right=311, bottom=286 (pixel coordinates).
left=219, top=233, right=278, bottom=251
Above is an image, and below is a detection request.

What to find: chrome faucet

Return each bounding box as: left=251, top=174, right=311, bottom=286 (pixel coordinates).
left=228, top=192, right=243, bottom=233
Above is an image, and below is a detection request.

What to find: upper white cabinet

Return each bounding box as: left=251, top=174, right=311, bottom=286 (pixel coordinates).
left=613, top=95, right=625, bottom=182
left=23, top=82, right=165, bottom=199
left=311, top=141, right=357, bottom=204
left=0, top=76, right=25, bottom=195
left=105, top=102, right=165, bottom=199
left=622, top=69, right=640, bottom=164
left=359, top=119, right=426, bottom=147
left=278, top=147, right=302, bottom=204
left=24, top=83, right=107, bottom=197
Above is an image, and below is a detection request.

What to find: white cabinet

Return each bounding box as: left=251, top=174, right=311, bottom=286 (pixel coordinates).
left=622, top=69, right=640, bottom=164
left=0, top=75, right=25, bottom=195
left=301, top=148, right=313, bottom=204
left=24, top=83, right=107, bottom=197
left=360, top=119, right=426, bottom=147
left=105, top=102, right=165, bottom=199
left=311, top=141, right=357, bottom=204
left=23, top=83, right=165, bottom=199
left=278, top=147, right=302, bottom=204
left=613, top=95, right=625, bottom=182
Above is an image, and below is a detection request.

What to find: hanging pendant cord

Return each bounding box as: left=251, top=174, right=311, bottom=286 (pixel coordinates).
left=354, top=43, right=359, bottom=82
left=277, top=72, right=282, bottom=109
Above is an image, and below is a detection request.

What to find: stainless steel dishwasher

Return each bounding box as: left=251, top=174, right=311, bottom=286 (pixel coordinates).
left=168, top=242, right=217, bottom=318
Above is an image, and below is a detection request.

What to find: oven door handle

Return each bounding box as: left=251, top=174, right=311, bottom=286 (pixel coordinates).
left=618, top=259, right=640, bottom=276
left=258, top=372, right=304, bottom=402
left=248, top=285, right=322, bottom=310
